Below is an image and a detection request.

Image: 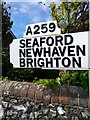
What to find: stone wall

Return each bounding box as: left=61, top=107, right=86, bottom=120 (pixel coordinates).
left=0, top=80, right=89, bottom=107
left=0, top=80, right=90, bottom=120
left=1, top=96, right=89, bottom=120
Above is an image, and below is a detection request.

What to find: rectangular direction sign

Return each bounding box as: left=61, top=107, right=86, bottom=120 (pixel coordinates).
left=23, top=21, right=61, bottom=38
left=10, top=31, right=89, bottom=70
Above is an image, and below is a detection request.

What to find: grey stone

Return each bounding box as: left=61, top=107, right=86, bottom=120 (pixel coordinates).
left=69, top=98, right=78, bottom=106
left=81, top=108, right=89, bottom=119
left=57, top=106, right=66, bottom=115
left=6, top=110, right=14, bottom=116
left=1, top=95, right=90, bottom=120
left=0, top=105, right=4, bottom=119
left=34, top=104, right=41, bottom=111
left=48, top=103, right=55, bottom=108
left=34, top=111, right=42, bottom=119
left=10, top=99, right=18, bottom=104
left=69, top=86, right=78, bottom=98
left=13, top=105, right=27, bottom=112
left=21, top=113, right=27, bottom=119
left=2, top=101, right=8, bottom=108
left=29, top=112, right=34, bottom=119
left=79, top=98, right=88, bottom=107
left=42, top=108, right=49, bottom=115
left=42, top=115, right=49, bottom=120
left=25, top=101, right=30, bottom=107
left=49, top=109, right=57, bottom=118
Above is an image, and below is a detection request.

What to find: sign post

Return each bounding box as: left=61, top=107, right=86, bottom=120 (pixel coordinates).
left=10, top=20, right=90, bottom=110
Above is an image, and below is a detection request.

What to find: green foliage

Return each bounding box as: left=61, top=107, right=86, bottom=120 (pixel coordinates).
left=2, top=2, right=13, bottom=78
left=49, top=2, right=89, bottom=33
left=2, top=2, right=13, bottom=40
left=0, top=76, right=8, bottom=81
left=60, top=71, right=71, bottom=85
left=48, top=1, right=89, bottom=92
left=2, top=2, right=35, bottom=82
left=2, top=1, right=89, bottom=94
left=7, top=68, right=34, bottom=82
left=2, top=2, right=59, bottom=82
left=59, top=70, right=88, bottom=93
left=79, top=71, right=88, bottom=93
left=34, top=70, right=88, bottom=92
left=2, top=48, right=13, bottom=77
left=34, top=77, right=61, bottom=89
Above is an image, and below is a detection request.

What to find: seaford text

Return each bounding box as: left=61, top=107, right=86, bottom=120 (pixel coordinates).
left=19, top=35, right=85, bottom=68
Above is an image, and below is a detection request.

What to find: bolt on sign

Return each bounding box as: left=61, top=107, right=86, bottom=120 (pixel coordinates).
left=10, top=21, right=90, bottom=70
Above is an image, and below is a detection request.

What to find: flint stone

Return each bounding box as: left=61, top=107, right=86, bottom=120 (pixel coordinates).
left=78, top=87, right=88, bottom=99
left=49, top=109, right=57, bottom=118
left=79, top=98, right=88, bottom=108
left=2, top=101, right=8, bottom=108
left=57, top=106, right=66, bottom=115
left=0, top=105, right=4, bottom=119
left=60, top=85, right=69, bottom=96
left=13, top=105, right=26, bottom=112
left=69, top=86, right=78, bottom=98
left=69, top=98, right=78, bottom=106
left=42, top=108, right=49, bottom=115
left=29, top=112, right=34, bottom=119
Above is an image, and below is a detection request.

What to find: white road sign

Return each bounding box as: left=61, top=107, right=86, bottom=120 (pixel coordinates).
left=10, top=31, right=89, bottom=70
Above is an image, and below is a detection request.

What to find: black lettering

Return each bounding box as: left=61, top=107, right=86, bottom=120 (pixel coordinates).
left=49, top=22, right=56, bottom=32
left=19, top=49, right=25, bottom=57
left=26, top=26, right=32, bottom=35
left=40, top=37, right=45, bottom=46
left=55, top=36, right=63, bottom=46
left=54, top=57, right=61, bottom=67
left=20, top=58, right=25, bottom=67
left=32, top=38, right=39, bottom=47
left=76, top=45, right=85, bottom=56
left=20, top=39, right=25, bottom=48
left=46, top=37, right=54, bottom=46
left=73, top=57, right=81, bottom=68
left=44, top=47, right=51, bottom=57
left=65, top=35, right=73, bottom=45
left=26, top=39, right=31, bottom=47
left=62, top=57, right=71, bottom=67
left=41, top=23, right=48, bottom=33
left=26, top=49, right=32, bottom=57
left=68, top=46, right=75, bottom=56
left=52, top=47, right=59, bottom=57
left=38, top=58, right=44, bottom=67
left=27, top=58, right=33, bottom=67
left=34, top=25, right=40, bottom=34
left=34, top=58, right=36, bottom=67
left=32, top=48, right=43, bottom=57
left=58, top=46, right=66, bottom=56
left=46, top=58, right=53, bottom=67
